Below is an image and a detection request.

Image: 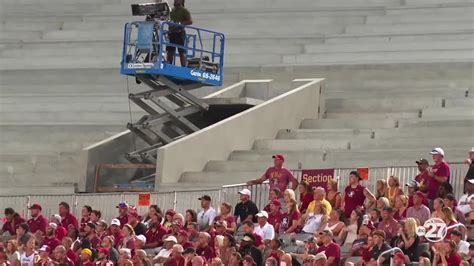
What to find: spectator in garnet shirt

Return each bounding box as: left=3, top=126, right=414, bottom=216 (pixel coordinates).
left=263, top=188, right=282, bottom=212
left=342, top=171, right=376, bottom=218
left=241, top=221, right=264, bottom=249
left=426, top=147, right=451, bottom=202
left=315, top=230, right=341, bottom=266
left=50, top=214, right=67, bottom=241
left=415, top=158, right=430, bottom=193
left=27, top=204, right=48, bottom=236
left=164, top=244, right=186, bottom=266
left=196, top=232, right=216, bottom=262
left=298, top=181, right=314, bottom=213
left=213, top=202, right=237, bottom=234
left=144, top=213, right=168, bottom=252
left=1, top=208, right=25, bottom=237
left=267, top=200, right=282, bottom=232
left=59, top=202, right=79, bottom=231
left=279, top=199, right=300, bottom=234
left=43, top=223, right=61, bottom=251
left=377, top=207, right=399, bottom=243
left=116, top=202, right=129, bottom=228
left=433, top=239, right=462, bottom=266
left=246, top=154, right=299, bottom=199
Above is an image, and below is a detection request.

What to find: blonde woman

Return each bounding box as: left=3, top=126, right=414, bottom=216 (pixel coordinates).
left=398, top=218, right=419, bottom=261
left=376, top=197, right=390, bottom=211
left=375, top=179, right=388, bottom=199
left=326, top=179, right=342, bottom=210
left=301, top=203, right=328, bottom=234
left=393, top=195, right=408, bottom=220
left=440, top=206, right=458, bottom=239
left=5, top=239, right=20, bottom=266
left=387, top=176, right=403, bottom=207
left=283, top=189, right=296, bottom=213
left=120, top=224, right=136, bottom=250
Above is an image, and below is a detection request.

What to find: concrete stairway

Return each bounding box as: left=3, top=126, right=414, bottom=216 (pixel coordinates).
left=0, top=0, right=473, bottom=192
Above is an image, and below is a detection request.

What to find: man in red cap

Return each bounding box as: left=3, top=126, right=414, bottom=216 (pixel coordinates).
left=96, top=248, right=114, bottom=265
left=247, top=154, right=298, bottom=199
left=27, top=204, right=48, bottom=236
left=267, top=200, right=282, bottom=232
left=37, top=245, right=53, bottom=265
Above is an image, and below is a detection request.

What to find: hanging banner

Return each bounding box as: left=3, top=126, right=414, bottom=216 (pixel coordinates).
left=301, top=169, right=335, bottom=189
left=357, top=167, right=370, bottom=180
left=138, top=193, right=151, bottom=206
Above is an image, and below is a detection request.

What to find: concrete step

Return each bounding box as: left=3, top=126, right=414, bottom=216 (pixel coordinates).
left=422, top=107, right=474, bottom=119
left=374, top=126, right=474, bottom=139
left=0, top=111, right=144, bottom=124
left=398, top=118, right=474, bottom=128
left=0, top=21, right=63, bottom=31
left=180, top=171, right=263, bottom=185
left=0, top=185, right=76, bottom=196
left=345, top=21, right=474, bottom=34
left=324, top=31, right=474, bottom=44
left=0, top=101, right=142, bottom=113
left=301, top=118, right=397, bottom=129
left=323, top=87, right=469, bottom=99
left=387, top=6, right=474, bottom=15
left=350, top=137, right=473, bottom=150
left=228, top=150, right=325, bottom=162
left=325, top=111, right=419, bottom=120
left=0, top=141, right=96, bottom=152
left=444, top=98, right=474, bottom=107
left=0, top=125, right=122, bottom=142
left=276, top=128, right=373, bottom=139
left=283, top=50, right=474, bottom=66
left=304, top=40, right=473, bottom=54
left=366, top=12, right=474, bottom=24
left=325, top=97, right=443, bottom=112
left=0, top=94, right=128, bottom=103
left=253, top=139, right=350, bottom=151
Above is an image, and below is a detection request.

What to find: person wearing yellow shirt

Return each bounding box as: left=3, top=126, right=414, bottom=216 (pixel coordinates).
left=306, top=187, right=332, bottom=215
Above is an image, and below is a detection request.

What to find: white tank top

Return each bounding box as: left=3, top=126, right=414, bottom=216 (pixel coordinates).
left=20, top=251, right=37, bottom=266
left=344, top=223, right=358, bottom=246
left=302, top=214, right=323, bottom=233
left=325, top=221, right=343, bottom=233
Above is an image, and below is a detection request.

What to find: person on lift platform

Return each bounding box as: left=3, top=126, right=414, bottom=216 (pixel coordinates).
left=167, top=0, right=193, bottom=67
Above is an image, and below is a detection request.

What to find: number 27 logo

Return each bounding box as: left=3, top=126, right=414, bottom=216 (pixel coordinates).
left=416, top=218, right=447, bottom=243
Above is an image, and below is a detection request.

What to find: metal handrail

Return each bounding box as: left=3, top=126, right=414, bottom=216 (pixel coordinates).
left=377, top=247, right=402, bottom=266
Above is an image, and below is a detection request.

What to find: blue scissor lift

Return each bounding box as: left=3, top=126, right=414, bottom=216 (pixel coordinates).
left=120, top=20, right=225, bottom=163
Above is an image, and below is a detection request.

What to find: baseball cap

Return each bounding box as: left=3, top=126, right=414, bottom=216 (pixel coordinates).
left=173, top=244, right=184, bottom=253
left=81, top=248, right=92, bottom=257
left=414, top=191, right=425, bottom=199
left=305, top=236, right=316, bottom=243
left=467, top=178, right=474, bottom=184
left=469, top=147, right=474, bottom=153
left=256, top=211, right=269, bottom=219
left=183, top=247, right=196, bottom=255
left=51, top=214, right=61, bottom=222
left=272, top=154, right=285, bottom=161
left=416, top=158, right=429, bottom=165
left=405, top=179, right=419, bottom=188
left=430, top=147, right=445, bottom=156
left=85, top=222, right=96, bottom=230
left=270, top=199, right=281, bottom=208
left=48, top=223, right=57, bottom=230
left=28, top=204, right=42, bottom=211
left=97, top=248, right=109, bottom=254
left=317, top=229, right=333, bottom=237
left=198, top=195, right=211, bottom=201
left=136, top=235, right=147, bottom=243
left=116, top=202, right=129, bottom=209
left=39, top=245, right=51, bottom=253
left=110, top=218, right=121, bottom=227
left=383, top=207, right=394, bottom=213
left=238, top=188, right=251, bottom=196
left=164, top=236, right=178, bottom=243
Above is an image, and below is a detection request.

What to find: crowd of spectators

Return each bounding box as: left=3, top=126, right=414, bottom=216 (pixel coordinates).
left=0, top=147, right=473, bottom=266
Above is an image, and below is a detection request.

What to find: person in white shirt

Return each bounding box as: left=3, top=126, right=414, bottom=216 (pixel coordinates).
left=153, top=236, right=177, bottom=264
left=458, top=179, right=474, bottom=215
left=254, top=211, right=275, bottom=244
left=451, top=230, right=469, bottom=257
left=197, top=195, right=217, bottom=232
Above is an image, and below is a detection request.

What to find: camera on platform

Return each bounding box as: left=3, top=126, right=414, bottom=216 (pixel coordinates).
left=131, top=2, right=170, bottom=21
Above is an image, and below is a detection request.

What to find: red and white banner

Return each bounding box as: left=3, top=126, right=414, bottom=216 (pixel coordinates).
left=301, top=169, right=335, bottom=190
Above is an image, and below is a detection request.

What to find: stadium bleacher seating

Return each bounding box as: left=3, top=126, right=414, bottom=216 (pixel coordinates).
left=0, top=0, right=473, bottom=192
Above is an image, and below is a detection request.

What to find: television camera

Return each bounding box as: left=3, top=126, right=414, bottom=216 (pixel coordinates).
left=131, top=1, right=171, bottom=21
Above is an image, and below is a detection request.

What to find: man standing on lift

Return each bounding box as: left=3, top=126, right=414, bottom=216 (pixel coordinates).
left=167, top=0, right=192, bottom=66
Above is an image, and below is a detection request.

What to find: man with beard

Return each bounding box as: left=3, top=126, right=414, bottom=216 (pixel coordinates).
left=53, top=245, right=74, bottom=266
left=95, top=248, right=114, bottom=266
left=128, top=210, right=147, bottom=236
left=83, top=222, right=101, bottom=249
left=109, top=219, right=124, bottom=249
left=43, top=223, right=61, bottom=251
left=27, top=204, right=48, bottom=237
